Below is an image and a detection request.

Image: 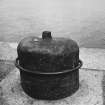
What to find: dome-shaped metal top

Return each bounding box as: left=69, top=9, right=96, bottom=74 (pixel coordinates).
left=17, top=31, right=79, bottom=72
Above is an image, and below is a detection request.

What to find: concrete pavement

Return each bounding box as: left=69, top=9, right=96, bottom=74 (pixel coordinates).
left=0, top=41, right=105, bottom=105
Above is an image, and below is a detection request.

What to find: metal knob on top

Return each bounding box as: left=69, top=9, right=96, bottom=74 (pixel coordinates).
left=42, top=31, right=52, bottom=40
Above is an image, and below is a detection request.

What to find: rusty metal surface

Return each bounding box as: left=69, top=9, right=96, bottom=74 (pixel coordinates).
left=15, top=57, right=82, bottom=100
left=20, top=69, right=79, bottom=100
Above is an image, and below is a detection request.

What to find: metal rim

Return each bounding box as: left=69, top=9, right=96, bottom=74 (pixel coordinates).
left=15, top=58, right=82, bottom=75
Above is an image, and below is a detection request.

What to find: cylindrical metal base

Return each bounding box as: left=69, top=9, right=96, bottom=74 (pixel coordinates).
left=20, top=70, right=79, bottom=100
left=15, top=59, right=82, bottom=100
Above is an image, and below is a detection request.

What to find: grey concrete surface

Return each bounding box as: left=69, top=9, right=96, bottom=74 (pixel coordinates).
left=80, top=48, right=105, bottom=70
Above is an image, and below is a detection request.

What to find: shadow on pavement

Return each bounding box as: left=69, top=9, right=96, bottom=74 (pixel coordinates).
left=102, top=71, right=105, bottom=105
left=0, top=60, right=15, bottom=81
